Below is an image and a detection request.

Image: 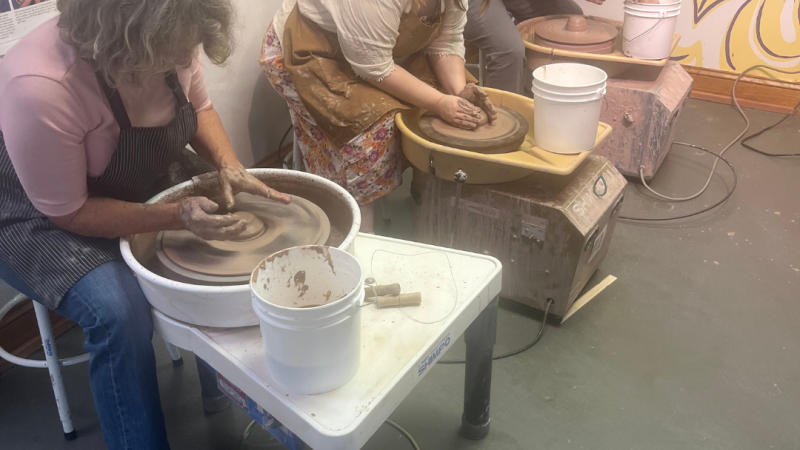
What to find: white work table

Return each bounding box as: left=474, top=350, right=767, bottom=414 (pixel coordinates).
left=153, top=234, right=502, bottom=450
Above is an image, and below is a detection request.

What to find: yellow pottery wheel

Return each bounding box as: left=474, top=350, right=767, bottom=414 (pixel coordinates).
left=396, top=88, right=612, bottom=184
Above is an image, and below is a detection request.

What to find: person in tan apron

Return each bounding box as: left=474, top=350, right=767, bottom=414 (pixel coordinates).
left=261, top=0, right=495, bottom=232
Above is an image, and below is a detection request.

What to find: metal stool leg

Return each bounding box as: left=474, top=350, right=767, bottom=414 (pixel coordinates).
left=292, top=137, right=303, bottom=171
left=32, top=302, right=78, bottom=441
left=164, top=341, right=183, bottom=367
left=380, top=197, right=391, bottom=225
left=478, top=49, right=486, bottom=87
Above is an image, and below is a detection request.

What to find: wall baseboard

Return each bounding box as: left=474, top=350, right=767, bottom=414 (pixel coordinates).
left=685, top=66, right=800, bottom=116
left=0, top=299, right=76, bottom=374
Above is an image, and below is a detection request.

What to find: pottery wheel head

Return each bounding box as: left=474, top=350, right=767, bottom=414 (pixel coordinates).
left=418, top=106, right=529, bottom=155
left=156, top=193, right=331, bottom=284
left=229, top=211, right=265, bottom=241
left=534, top=15, right=618, bottom=45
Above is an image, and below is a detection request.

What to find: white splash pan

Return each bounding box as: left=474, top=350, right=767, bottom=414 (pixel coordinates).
left=120, top=169, right=361, bottom=328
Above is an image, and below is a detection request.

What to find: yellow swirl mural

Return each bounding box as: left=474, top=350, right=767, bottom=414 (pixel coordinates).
left=673, top=0, right=800, bottom=82
left=584, top=0, right=800, bottom=82
left=721, top=0, right=800, bottom=81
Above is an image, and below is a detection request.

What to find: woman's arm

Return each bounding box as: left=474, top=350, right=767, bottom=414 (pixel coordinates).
left=369, top=67, right=445, bottom=111
left=190, top=107, right=290, bottom=210
left=370, top=68, right=482, bottom=129
left=49, top=199, right=182, bottom=239
left=49, top=196, right=245, bottom=240
left=427, top=54, right=467, bottom=95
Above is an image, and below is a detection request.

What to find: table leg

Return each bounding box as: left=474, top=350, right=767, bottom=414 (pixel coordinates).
left=461, top=297, right=498, bottom=440
left=196, top=356, right=231, bottom=413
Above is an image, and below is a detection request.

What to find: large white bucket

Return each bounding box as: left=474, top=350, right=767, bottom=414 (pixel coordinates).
left=532, top=63, right=607, bottom=154
left=622, top=0, right=681, bottom=60
left=251, top=246, right=364, bottom=394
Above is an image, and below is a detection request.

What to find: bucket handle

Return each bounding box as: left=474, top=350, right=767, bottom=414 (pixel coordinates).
left=361, top=277, right=377, bottom=307
left=623, top=13, right=666, bottom=44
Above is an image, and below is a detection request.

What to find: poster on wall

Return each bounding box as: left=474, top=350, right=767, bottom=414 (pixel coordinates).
left=0, top=0, right=58, bottom=56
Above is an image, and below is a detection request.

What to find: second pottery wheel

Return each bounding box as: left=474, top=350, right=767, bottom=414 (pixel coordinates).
left=418, top=106, right=529, bottom=155
left=534, top=15, right=618, bottom=54
left=156, top=193, right=330, bottom=284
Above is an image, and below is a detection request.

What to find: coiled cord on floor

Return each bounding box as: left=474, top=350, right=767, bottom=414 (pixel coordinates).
left=440, top=298, right=553, bottom=364
left=621, top=65, right=800, bottom=221
left=619, top=142, right=738, bottom=221
left=741, top=99, right=800, bottom=157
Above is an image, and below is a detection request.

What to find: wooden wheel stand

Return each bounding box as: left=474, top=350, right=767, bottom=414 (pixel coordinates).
left=517, top=15, right=693, bottom=180
left=398, top=88, right=626, bottom=316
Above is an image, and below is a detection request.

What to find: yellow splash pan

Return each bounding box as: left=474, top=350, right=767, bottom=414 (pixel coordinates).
left=516, top=15, right=680, bottom=78
left=396, top=88, right=612, bottom=185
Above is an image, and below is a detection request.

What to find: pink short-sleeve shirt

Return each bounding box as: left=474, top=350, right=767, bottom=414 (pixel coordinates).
left=0, top=18, right=213, bottom=217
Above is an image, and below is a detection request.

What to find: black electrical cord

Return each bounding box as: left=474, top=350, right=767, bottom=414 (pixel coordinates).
left=741, top=99, right=800, bottom=157
left=619, top=143, right=738, bottom=222
left=439, top=298, right=553, bottom=364
left=277, top=124, right=294, bottom=168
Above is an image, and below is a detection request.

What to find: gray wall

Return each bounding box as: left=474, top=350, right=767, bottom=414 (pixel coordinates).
left=202, top=0, right=291, bottom=166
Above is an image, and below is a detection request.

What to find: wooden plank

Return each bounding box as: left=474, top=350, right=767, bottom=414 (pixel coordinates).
left=561, top=275, right=617, bottom=323
left=685, top=66, right=800, bottom=116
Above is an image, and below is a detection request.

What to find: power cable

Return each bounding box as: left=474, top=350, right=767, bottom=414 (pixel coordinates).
left=741, top=99, right=800, bottom=157
left=440, top=298, right=553, bottom=364
left=386, top=420, right=421, bottom=450
left=619, top=142, right=737, bottom=221
left=621, top=65, right=800, bottom=221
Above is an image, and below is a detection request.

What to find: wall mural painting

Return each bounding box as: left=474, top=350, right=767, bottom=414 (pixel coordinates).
left=672, top=0, right=800, bottom=81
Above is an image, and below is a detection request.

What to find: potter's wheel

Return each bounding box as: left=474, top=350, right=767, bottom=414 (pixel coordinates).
left=155, top=193, right=330, bottom=284
left=534, top=15, right=618, bottom=54
left=418, top=106, right=529, bottom=154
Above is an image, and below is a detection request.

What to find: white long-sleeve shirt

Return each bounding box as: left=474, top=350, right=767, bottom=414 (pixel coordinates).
left=273, top=0, right=466, bottom=81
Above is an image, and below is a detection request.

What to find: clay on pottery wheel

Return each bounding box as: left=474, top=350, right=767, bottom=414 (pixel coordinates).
left=228, top=211, right=265, bottom=241
left=533, top=15, right=618, bottom=54
left=156, top=193, right=330, bottom=284
left=418, top=106, right=529, bottom=155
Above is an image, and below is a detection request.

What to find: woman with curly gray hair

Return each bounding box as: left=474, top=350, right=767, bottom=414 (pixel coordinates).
left=0, top=1, right=288, bottom=448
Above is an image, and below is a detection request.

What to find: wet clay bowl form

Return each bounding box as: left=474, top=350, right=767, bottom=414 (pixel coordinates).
left=120, top=169, right=361, bottom=328
left=517, top=15, right=680, bottom=78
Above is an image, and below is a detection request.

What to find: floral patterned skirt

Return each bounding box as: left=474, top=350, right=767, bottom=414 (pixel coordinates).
left=259, top=25, right=405, bottom=206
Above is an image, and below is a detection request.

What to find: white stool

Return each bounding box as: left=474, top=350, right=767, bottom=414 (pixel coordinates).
left=0, top=293, right=183, bottom=440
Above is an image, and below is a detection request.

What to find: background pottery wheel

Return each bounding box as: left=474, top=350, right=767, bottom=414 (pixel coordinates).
left=418, top=106, right=529, bottom=155
left=156, top=193, right=330, bottom=284
left=534, top=15, right=618, bottom=54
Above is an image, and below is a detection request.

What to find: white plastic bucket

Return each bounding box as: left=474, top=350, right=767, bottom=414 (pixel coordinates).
left=622, top=1, right=681, bottom=60
left=532, top=63, right=607, bottom=154
left=251, top=245, right=364, bottom=394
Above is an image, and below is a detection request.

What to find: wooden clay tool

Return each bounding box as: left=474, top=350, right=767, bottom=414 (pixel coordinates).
left=371, top=293, right=423, bottom=309
left=364, top=283, right=401, bottom=298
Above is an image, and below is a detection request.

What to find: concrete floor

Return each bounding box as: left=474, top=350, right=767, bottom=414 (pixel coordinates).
left=1, top=98, right=799, bottom=449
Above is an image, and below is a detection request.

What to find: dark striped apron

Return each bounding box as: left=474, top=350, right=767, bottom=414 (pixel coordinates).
left=0, top=72, right=215, bottom=309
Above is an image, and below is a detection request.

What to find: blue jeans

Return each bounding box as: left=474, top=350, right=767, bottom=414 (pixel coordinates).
left=0, top=260, right=170, bottom=450
left=465, top=0, right=583, bottom=94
